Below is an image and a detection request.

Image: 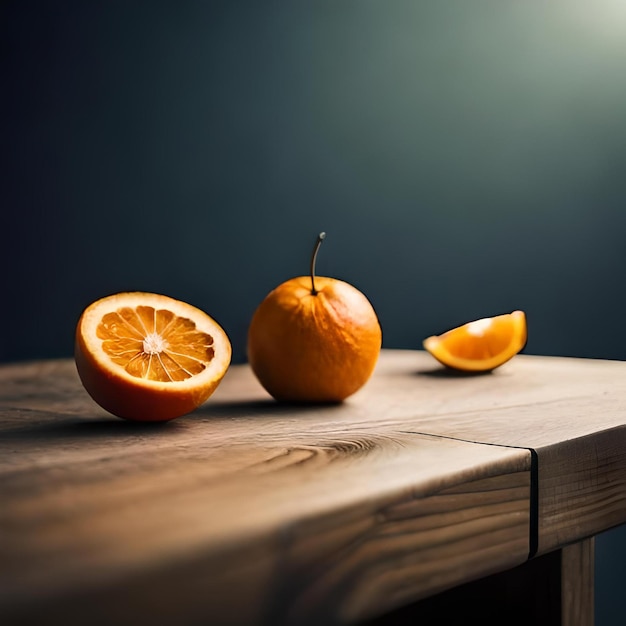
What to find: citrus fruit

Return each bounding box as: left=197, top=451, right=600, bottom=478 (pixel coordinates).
left=423, top=310, right=527, bottom=372
left=247, top=233, right=382, bottom=403
left=75, top=292, right=232, bottom=421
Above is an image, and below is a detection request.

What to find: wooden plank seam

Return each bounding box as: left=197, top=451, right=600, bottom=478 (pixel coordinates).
left=399, top=429, right=539, bottom=560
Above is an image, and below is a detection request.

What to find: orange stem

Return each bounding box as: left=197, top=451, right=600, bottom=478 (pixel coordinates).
left=310, top=232, right=326, bottom=295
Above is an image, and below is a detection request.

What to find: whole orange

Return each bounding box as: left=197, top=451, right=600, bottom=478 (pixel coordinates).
left=247, top=233, right=382, bottom=403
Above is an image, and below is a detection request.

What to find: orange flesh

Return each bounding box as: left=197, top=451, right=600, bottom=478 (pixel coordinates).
left=440, top=318, right=513, bottom=359
left=96, top=305, right=215, bottom=382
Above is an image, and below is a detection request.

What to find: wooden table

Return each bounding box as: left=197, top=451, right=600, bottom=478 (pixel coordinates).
left=1, top=350, right=625, bottom=625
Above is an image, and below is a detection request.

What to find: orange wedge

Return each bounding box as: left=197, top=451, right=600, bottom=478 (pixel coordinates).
left=423, top=310, right=527, bottom=372
left=75, top=292, right=232, bottom=421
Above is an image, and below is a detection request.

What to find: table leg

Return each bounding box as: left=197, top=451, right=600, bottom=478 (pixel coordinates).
left=562, top=537, right=595, bottom=626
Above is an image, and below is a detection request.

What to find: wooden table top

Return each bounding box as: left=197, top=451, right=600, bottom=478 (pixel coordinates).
left=1, top=349, right=625, bottom=625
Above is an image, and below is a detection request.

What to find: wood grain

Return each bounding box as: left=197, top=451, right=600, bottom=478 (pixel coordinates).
left=0, top=357, right=530, bottom=625
left=1, top=348, right=624, bottom=623
left=359, top=351, right=626, bottom=556
left=207, top=349, right=626, bottom=555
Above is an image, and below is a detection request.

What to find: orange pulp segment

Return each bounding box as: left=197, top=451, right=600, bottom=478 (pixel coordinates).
left=75, top=292, right=232, bottom=421
left=423, top=310, right=527, bottom=372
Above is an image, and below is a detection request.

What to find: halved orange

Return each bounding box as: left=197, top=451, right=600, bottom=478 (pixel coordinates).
left=75, top=292, right=232, bottom=421
left=423, top=310, right=527, bottom=372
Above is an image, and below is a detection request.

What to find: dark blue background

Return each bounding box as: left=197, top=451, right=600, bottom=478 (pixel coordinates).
left=3, top=2, right=626, bottom=623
